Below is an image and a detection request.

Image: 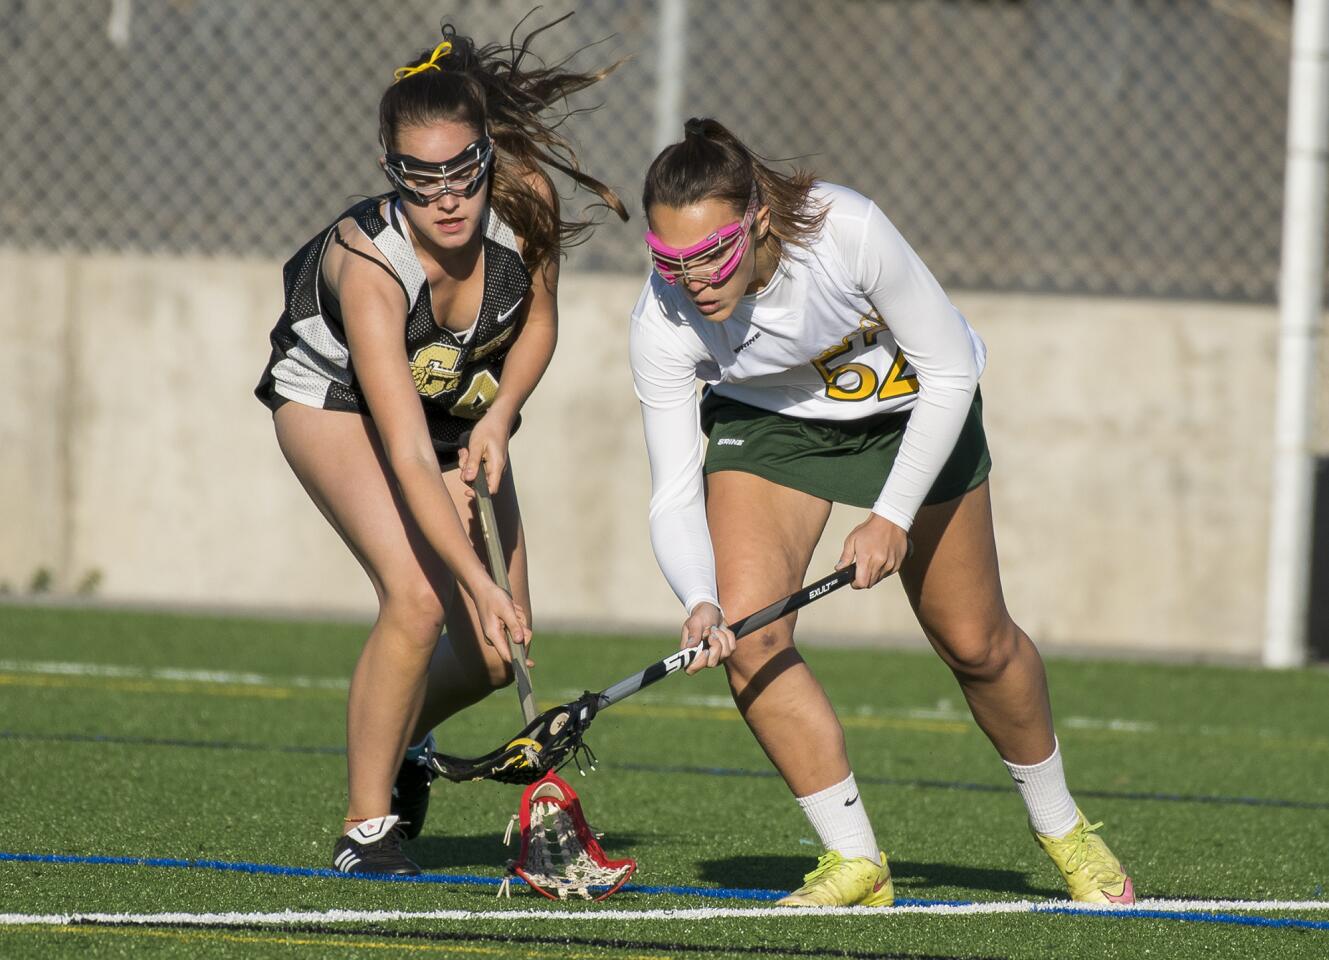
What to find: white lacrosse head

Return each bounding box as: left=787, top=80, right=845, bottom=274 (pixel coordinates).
left=500, top=773, right=635, bottom=901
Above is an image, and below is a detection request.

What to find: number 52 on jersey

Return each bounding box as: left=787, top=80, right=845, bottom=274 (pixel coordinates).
left=812, top=313, right=918, bottom=403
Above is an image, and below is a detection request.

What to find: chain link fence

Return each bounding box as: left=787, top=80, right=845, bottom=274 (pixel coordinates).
left=3, top=0, right=1298, bottom=300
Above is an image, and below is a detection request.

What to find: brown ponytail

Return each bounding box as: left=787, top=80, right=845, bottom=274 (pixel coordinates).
left=380, top=13, right=629, bottom=269
left=642, top=118, right=827, bottom=250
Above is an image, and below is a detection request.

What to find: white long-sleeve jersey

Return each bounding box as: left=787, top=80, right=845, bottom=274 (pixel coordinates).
left=629, top=182, right=987, bottom=614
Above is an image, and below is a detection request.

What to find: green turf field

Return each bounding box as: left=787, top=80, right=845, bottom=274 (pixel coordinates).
left=1, top=603, right=1327, bottom=959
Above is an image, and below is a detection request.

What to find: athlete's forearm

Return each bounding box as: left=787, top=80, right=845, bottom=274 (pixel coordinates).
left=639, top=400, right=721, bottom=614
left=338, top=259, right=493, bottom=589
left=486, top=315, right=556, bottom=427
left=391, top=452, right=492, bottom=592
left=872, top=373, right=977, bottom=530
left=628, top=312, right=722, bottom=612
left=854, top=198, right=982, bottom=530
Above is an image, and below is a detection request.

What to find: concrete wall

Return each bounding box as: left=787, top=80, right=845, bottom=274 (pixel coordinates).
left=2, top=250, right=1323, bottom=658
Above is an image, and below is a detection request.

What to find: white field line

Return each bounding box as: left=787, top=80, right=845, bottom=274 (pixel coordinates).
left=0, top=659, right=347, bottom=691
left=2, top=899, right=1328, bottom=927
left=0, top=659, right=1314, bottom=745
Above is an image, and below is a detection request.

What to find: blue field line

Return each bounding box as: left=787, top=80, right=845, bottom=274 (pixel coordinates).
left=0, top=851, right=852, bottom=901
left=4, top=851, right=1328, bottom=932
left=5, top=730, right=1327, bottom=812
left=1, top=852, right=498, bottom=886
left=1036, top=904, right=1329, bottom=932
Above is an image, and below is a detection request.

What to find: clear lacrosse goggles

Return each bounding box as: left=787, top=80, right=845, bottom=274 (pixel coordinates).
left=644, top=185, right=759, bottom=286
left=382, top=134, right=495, bottom=204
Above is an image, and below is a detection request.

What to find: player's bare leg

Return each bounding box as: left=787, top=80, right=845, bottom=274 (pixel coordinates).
left=899, top=479, right=1054, bottom=764
left=705, top=470, right=842, bottom=795
left=708, top=470, right=890, bottom=904
left=274, top=403, right=502, bottom=825
left=409, top=462, right=530, bottom=741
left=372, top=462, right=530, bottom=842
left=900, top=478, right=1133, bottom=902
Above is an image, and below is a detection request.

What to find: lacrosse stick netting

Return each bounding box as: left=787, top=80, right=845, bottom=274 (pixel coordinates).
left=499, top=771, right=635, bottom=901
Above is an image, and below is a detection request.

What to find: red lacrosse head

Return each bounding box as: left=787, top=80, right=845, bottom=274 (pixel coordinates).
left=508, top=771, right=636, bottom=902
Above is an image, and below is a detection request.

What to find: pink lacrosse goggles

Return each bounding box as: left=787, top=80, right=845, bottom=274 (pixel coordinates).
left=645, top=186, right=759, bottom=286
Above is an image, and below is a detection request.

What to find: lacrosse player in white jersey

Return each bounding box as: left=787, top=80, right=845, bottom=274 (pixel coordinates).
left=628, top=118, right=1133, bottom=907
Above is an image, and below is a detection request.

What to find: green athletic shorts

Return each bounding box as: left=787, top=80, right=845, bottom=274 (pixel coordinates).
left=699, top=387, right=992, bottom=509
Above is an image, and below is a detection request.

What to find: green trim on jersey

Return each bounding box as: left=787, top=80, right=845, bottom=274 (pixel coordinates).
left=699, top=388, right=991, bottom=509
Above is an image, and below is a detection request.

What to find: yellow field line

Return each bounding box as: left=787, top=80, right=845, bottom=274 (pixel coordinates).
left=1, top=924, right=666, bottom=959
left=574, top=696, right=1329, bottom=749
left=1050, top=725, right=1329, bottom=753
left=0, top=672, right=971, bottom=734
left=2, top=670, right=1325, bottom=751
left=609, top=701, right=972, bottom=735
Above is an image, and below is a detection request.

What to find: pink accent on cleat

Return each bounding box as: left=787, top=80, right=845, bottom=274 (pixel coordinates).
left=1104, top=877, right=1135, bottom=904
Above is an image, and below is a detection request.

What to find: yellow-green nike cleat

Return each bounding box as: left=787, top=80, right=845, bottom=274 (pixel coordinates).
left=776, top=850, right=894, bottom=907
left=1034, top=810, right=1135, bottom=904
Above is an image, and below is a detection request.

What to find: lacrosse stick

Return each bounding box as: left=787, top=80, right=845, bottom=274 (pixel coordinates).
left=429, top=562, right=864, bottom=784
left=469, top=457, right=537, bottom=725
left=498, top=770, right=636, bottom=901
left=467, top=453, right=635, bottom=900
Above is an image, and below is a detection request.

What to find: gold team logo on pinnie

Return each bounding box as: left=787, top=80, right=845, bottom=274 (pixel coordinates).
left=409, top=343, right=464, bottom=397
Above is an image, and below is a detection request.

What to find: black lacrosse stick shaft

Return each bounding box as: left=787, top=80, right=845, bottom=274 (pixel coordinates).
left=593, top=564, right=857, bottom=711
left=428, top=564, right=863, bottom=783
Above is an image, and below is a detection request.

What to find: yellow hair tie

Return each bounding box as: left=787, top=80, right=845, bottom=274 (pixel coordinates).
left=393, top=40, right=452, bottom=82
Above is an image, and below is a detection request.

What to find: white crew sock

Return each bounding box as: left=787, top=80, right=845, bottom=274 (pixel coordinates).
left=345, top=814, right=400, bottom=844
left=796, top=774, right=880, bottom=862
left=1003, top=737, right=1080, bottom=838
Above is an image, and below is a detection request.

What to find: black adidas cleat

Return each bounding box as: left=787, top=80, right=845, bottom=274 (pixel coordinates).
left=391, top=754, right=434, bottom=841
left=332, top=815, right=420, bottom=876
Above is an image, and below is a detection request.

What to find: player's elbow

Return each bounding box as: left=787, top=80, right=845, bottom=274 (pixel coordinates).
left=916, top=357, right=978, bottom=404
left=387, top=447, right=442, bottom=487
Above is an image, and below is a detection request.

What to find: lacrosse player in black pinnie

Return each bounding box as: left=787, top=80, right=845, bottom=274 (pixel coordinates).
left=255, top=18, right=626, bottom=875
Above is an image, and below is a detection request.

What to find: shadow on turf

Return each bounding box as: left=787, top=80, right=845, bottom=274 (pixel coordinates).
left=408, top=832, right=645, bottom=871
left=700, top=855, right=1062, bottom=899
